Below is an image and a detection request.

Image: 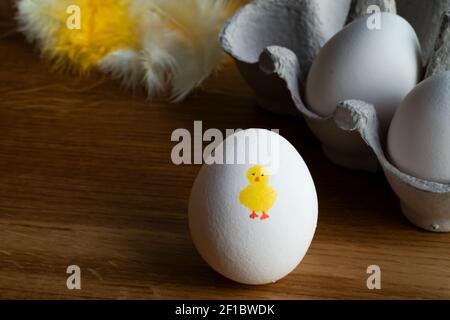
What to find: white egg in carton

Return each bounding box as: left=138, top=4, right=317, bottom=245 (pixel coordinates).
left=220, top=0, right=450, bottom=232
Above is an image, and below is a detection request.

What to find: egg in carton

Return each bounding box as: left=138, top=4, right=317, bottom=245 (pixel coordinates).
left=331, top=10, right=450, bottom=233
left=220, top=0, right=449, bottom=171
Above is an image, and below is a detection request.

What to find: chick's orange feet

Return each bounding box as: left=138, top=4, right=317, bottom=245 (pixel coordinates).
left=260, top=212, right=270, bottom=220
left=249, top=211, right=259, bottom=219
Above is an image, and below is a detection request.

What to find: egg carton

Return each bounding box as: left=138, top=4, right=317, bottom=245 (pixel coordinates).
left=220, top=0, right=450, bottom=232
left=220, top=0, right=449, bottom=170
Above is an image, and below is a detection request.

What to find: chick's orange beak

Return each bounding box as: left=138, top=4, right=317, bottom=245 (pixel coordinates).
left=254, top=176, right=260, bottom=182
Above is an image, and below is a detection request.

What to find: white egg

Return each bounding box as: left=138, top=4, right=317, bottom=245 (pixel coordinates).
left=188, top=129, right=318, bottom=285
left=388, top=71, right=450, bottom=183
left=306, top=12, right=422, bottom=132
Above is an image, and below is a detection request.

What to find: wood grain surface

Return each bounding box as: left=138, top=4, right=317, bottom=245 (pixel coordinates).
left=1, top=1, right=450, bottom=300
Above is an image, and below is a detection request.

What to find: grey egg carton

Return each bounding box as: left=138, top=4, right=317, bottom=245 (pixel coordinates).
left=220, top=0, right=450, bottom=232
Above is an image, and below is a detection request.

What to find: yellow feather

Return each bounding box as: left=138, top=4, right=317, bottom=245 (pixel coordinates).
left=18, top=0, right=139, bottom=73
left=18, top=0, right=248, bottom=99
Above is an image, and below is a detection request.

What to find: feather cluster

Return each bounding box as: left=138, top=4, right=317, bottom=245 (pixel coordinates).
left=17, top=0, right=248, bottom=101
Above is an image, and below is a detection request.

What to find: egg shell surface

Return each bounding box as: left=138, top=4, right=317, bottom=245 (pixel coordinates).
left=188, top=129, right=318, bottom=285
left=388, top=71, right=450, bottom=183
left=306, top=12, right=422, bottom=132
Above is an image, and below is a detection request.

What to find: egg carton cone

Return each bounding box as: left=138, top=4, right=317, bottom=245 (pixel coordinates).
left=425, top=10, right=450, bottom=78
left=221, top=0, right=450, bottom=171
left=397, top=0, right=450, bottom=65
left=346, top=0, right=397, bottom=23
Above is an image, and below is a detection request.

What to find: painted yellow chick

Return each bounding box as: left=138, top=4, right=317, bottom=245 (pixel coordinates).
left=239, top=165, right=277, bottom=220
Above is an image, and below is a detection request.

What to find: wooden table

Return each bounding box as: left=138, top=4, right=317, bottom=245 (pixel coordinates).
left=1, top=1, right=449, bottom=300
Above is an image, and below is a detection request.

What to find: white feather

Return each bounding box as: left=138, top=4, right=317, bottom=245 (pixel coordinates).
left=98, top=49, right=144, bottom=90
left=16, top=0, right=66, bottom=46
left=132, top=0, right=240, bottom=102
